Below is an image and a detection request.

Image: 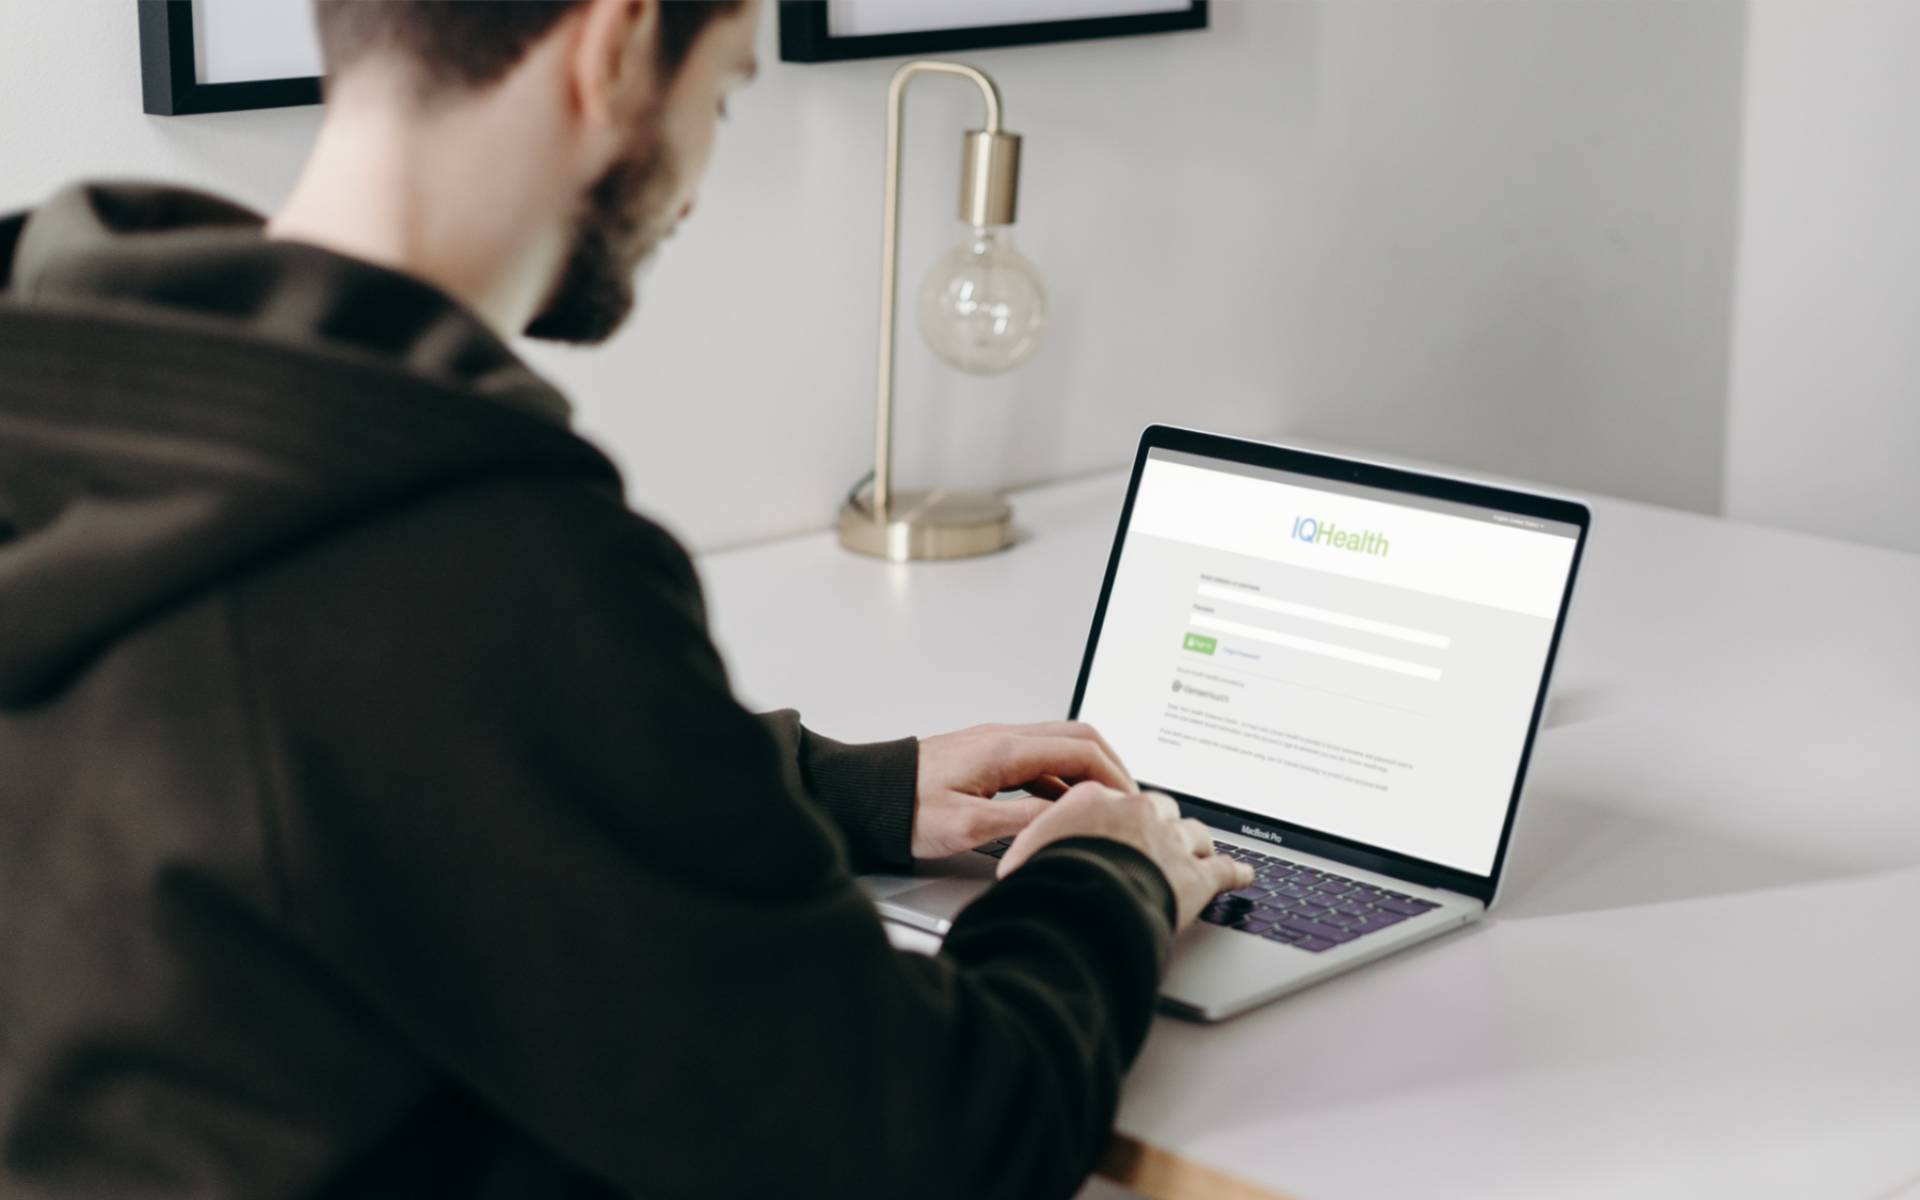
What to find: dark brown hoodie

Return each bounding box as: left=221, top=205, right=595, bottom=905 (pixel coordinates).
left=0, top=183, right=1174, bottom=1200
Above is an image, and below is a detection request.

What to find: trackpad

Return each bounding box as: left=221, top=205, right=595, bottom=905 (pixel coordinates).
left=886, top=876, right=991, bottom=926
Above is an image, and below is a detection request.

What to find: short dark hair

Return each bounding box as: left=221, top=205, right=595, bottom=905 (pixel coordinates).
left=315, top=0, right=742, bottom=93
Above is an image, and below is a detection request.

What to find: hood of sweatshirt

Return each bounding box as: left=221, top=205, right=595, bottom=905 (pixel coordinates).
left=0, top=181, right=619, bottom=707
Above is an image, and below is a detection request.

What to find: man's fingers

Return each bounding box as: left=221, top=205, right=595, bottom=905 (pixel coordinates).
left=1015, top=775, right=1070, bottom=800
left=994, top=793, right=1091, bottom=879
left=998, top=721, right=1137, bottom=790
left=994, top=735, right=1131, bottom=794
left=1182, top=818, right=1213, bottom=856
left=1208, top=854, right=1255, bottom=892
left=1148, top=792, right=1181, bottom=823
left=972, top=794, right=1054, bottom=844
left=995, top=829, right=1039, bottom=879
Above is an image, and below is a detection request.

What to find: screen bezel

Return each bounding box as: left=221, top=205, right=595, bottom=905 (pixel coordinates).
left=1066, top=425, right=1591, bottom=905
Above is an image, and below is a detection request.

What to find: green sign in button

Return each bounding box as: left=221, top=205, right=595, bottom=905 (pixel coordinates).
left=1182, top=632, right=1217, bottom=655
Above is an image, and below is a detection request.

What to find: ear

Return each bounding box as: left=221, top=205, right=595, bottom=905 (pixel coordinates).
left=567, top=0, right=663, bottom=132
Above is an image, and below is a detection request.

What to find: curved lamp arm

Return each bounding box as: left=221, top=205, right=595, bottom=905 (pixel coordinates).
left=871, top=60, right=1012, bottom=520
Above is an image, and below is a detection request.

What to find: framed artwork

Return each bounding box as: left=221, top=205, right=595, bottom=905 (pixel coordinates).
left=138, top=0, right=323, bottom=116
left=779, top=0, right=1208, bottom=63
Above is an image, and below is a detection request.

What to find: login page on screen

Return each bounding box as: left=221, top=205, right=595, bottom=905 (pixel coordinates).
left=1077, top=450, right=1580, bottom=876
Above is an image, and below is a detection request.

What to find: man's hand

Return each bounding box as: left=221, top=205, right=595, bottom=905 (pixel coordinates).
left=997, top=783, right=1254, bottom=929
left=912, top=722, right=1135, bottom=859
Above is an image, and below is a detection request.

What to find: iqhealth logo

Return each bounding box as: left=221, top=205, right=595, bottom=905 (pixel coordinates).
left=1291, top=516, right=1390, bottom=557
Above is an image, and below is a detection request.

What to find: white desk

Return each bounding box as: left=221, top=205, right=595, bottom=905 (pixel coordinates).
left=697, top=466, right=1920, bottom=1199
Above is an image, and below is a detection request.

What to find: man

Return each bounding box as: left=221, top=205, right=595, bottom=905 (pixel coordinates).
left=0, top=1, right=1250, bottom=1196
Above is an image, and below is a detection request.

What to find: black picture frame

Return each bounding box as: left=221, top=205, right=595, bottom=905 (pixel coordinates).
left=779, top=0, right=1207, bottom=63
left=138, top=0, right=322, bottom=116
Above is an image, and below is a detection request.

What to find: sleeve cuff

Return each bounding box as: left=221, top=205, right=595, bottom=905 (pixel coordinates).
left=792, top=725, right=920, bottom=872
left=1030, top=836, right=1179, bottom=939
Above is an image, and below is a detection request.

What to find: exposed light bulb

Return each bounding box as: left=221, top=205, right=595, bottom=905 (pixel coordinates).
left=916, top=227, right=1048, bottom=375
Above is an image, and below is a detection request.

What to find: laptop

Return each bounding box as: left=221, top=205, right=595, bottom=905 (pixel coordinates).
left=863, top=426, right=1590, bottom=1021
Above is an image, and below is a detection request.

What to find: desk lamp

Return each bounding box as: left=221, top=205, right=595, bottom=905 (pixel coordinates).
left=838, top=60, right=1047, bottom=561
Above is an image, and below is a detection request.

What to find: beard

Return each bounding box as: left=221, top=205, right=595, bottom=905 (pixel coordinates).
left=523, top=133, right=681, bottom=345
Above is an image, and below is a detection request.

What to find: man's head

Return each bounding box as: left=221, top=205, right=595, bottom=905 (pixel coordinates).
left=310, top=0, right=759, bottom=343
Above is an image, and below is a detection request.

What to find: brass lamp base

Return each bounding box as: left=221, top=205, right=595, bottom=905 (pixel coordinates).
left=838, top=489, right=1014, bottom=562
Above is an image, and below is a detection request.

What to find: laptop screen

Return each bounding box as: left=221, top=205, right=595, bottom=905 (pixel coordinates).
left=1074, top=446, right=1582, bottom=879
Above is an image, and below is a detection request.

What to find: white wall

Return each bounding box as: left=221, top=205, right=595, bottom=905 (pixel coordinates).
left=0, top=4, right=319, bottom=234
left=1279, top=0, right=1745, bottom=523
left=1725, top=0, right=1920, bottom=556
left=2, top=0, right=1748, bottom=553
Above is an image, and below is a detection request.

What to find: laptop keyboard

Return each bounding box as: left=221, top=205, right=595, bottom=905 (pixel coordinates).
left=975, top=837, right=1439, bottom=954
left=1203, top=841, right=1439, bottom=951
